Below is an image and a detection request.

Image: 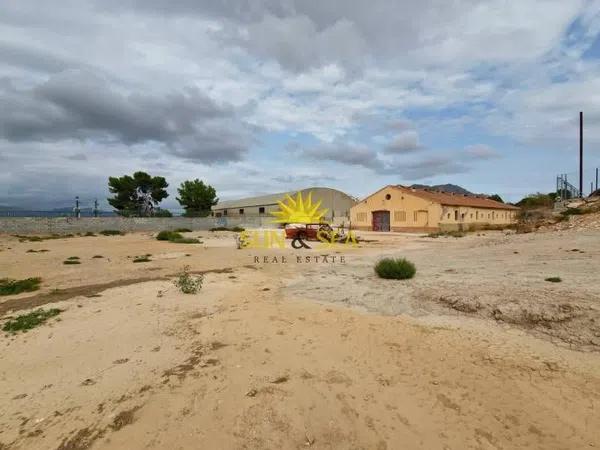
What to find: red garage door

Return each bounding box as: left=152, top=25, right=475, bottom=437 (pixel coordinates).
left=372, top=210, right=390, bottom=231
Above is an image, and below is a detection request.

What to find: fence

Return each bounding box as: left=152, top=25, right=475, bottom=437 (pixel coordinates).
left=0, top=216, right=276, bottom=235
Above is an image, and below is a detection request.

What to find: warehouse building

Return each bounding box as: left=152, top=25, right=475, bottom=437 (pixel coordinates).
left=211, top=187, right=356, bottom=223
left=350, top=185, right=519, bottom=232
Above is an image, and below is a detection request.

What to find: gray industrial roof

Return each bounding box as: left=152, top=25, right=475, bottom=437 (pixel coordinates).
left=212, top=190, right=297, bottom=210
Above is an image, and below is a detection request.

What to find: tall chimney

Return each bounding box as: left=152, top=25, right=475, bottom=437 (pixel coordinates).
left=580, top=111, right=583, bottom=197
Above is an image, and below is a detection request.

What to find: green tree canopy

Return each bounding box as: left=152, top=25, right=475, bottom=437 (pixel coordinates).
left=107, top=171, right=169, bottom=216
left=176, top=179, right=218, bottom=217
left=488, top=194, right=504, bottom=203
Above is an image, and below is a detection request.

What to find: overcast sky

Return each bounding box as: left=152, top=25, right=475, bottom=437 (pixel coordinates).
left=2, top=0, right=600, bottom=209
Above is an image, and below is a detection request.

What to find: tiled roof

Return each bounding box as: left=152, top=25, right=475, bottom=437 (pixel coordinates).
left=394, top=185, right=519, bottom=210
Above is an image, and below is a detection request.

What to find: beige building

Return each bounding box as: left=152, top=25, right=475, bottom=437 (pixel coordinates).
left=351, top=185, right=519, bottom=232
left=211, top=187, right=357, bottom=223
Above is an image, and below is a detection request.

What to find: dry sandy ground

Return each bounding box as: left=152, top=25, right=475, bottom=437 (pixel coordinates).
left=0, top=229, right=599, bottom=449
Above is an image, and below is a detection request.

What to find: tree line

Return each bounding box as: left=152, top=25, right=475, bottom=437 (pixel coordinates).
left=107, top=171, right=217, bottom=217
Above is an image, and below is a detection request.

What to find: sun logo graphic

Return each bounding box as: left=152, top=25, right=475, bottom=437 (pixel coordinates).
left=238, top=190, right=357, bottom=250
left=270, top=191, right=328, bottom=224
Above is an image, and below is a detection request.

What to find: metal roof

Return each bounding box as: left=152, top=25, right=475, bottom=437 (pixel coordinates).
left=394, top=185, right=519, bottom=210
left=212, top=190, right=296, bottom=209
left=212, top=186, right=357, bottom=210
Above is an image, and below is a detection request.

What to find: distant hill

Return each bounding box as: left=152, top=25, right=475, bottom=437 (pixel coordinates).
left=410, top=184, right=475, bottom=196
left=0, top=205, right=23, bottom=211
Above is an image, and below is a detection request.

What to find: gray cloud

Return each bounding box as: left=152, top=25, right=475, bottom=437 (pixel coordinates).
left=0, top=70, right=250, bottom=163
left=299, top=144, right=383, bottom=170
left=384, top=131, right=421, bottom=154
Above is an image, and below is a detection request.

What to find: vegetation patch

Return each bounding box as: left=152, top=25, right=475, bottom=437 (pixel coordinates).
left=545, top=277, right=562, bottom=283
left=84, top=231, right=96, bottom=236
left=173, top=265, right=203, bottom=294
left=156, top=230, right=182, bottom=241
left=66, top=256, right=80, bottom=260
left=174, top=228, right=192, bottom=233
left=63, top=260, right=81, bottom=265
left=427, top=231, right=466, bottom=238
left=133, top=254, right=152, bottom=263
left=374, top=258, right=416, bottom=280
left=92, top=255, right=104, bottom=258
left=156, top=230, right=200, bottom=244
left=99, top=230, right=124, bottom=236
left=0, top=277, right=42, bottom=296
left=2, top=308, right=62, bottom=333
left=26, top=249, right=50, bottom=253
left=14, top=234, right=74, bottom=242
left=209, top=226, right=245, bottom=232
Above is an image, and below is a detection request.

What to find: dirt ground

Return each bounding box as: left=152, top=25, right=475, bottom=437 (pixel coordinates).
left=1, top=228, right=599, bottom=449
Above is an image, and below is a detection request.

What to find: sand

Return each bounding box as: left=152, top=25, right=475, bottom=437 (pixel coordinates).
left=0, top=229, right=599, bottom=449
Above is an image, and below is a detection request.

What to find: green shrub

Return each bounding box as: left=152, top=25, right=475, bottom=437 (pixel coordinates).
left=66, top=256, right=80, bottom=260
left=156, top=231, right=199, bottom=243
left=545, top=277, right=562, bottom=283
left=63, top=260, right=81, bottom=265
left=0, top=277, right=42, bottom=296
left=133, top=255, right=151, bottom=263
left=170, top=237, right=201, bottom=244
left=2, top=308, right=62, bottom=333
left=153, top=208, right=173, bottom=217
left=374, top=258, right=416, bottom=280
left=209, top=226, right=245, bottom=232
left=92, top=255, right=104, bottom=258
left=84, top=231, right=96, bottom=236
left=156, top=230, right=182, bottom=241
left=174, top=228, right=192, bottom=233
left=100, top=230, right=123, bottom=236
left=173, top=265, right=203, bottom=294
left=560, top=207, right=587, bottom=216
left=428, top=231, right=465, bottom=238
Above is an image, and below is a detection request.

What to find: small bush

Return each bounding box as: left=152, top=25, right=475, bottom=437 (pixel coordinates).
left=428, top=231, right=465, bottom=238
left=153, top=208, right=173, bottom=217
left=209, top=226, right=245, bottom=232
left=66, top=256, right=80, bottom=260
left=156, top=231, right=199, bottom=243
left=156, top=230, right=183, bottom=241
left=374, top=258, right=416, bottom=280
left=171, top=237, right=200, bottom=244
left=174, top=228, right=192, bottom=233
left=99, top=230, right=123, bottom=236
left=173, top=265, right=203, bottom=294
left=84, top=231, right=96, bottom=236
left=92, top=255, right=104, bottom=258
left=545, top=277, right=562, bottom=283
left=63, top=260, right=81, bottom=265
left=26, top=249, right=49, bottom=253
left=0, top=277, right=42, bottom=296
left=2, top=308, right=62, bottom=333
left=133, top=255, right=151, bottom=263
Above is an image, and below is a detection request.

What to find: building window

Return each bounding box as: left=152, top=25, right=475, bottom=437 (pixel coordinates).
left=461, top=213, right=465, bottom=220
left=470, top=213, right=473, bottom=219
left=394, top=211, right=406, bottom=222
left=239, top=208, right=244, bottom=215
left=385, top=193, right=391, bottom=200
left=223, top=209, right=228, bottom=216
left=476, top=211, right=479, bottom=220
left=259, top=207, right=265, bottom=214
left=413, top=211, right=418, bottom=222
left=454, top=210, right=458, bottom=221
left=447, top=213, right=451, bottom=219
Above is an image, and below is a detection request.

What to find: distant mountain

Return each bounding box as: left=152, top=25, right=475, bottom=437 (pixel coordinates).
left=0, top=205, right=23, bottom=211
left=410, top=184, right=475, bottom=196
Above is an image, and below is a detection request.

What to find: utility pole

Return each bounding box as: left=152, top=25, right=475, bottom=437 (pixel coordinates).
left=579, top=111, right=583, bottom=198
left=93, top=199, right=99, bottom=218
left=74, top=196, right=81, bottom=219
left=596, top=167, right=598, bottom=192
